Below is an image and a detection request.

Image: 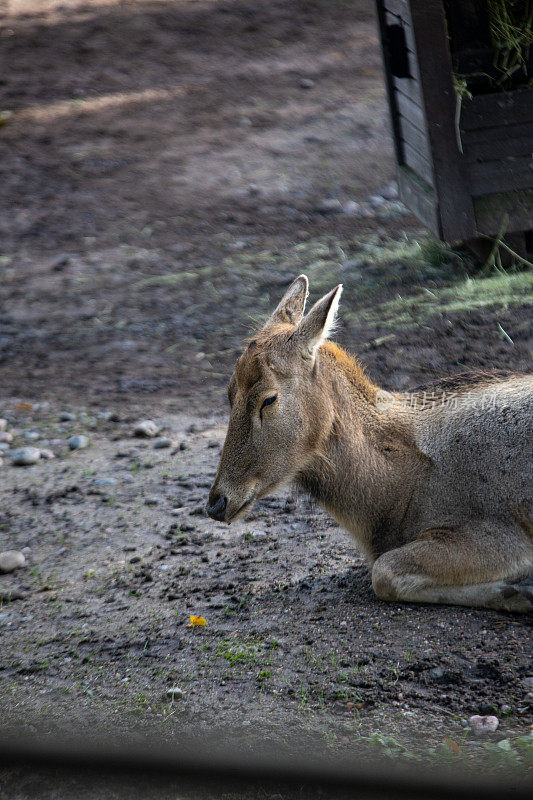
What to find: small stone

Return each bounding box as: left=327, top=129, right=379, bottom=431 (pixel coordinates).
left=144, top=496, right=160, bottom=506
left=523, top=677, right=533, bottom=690
left=299, top=77, right=315, bottom=89
left=369, top=194, right=386, bottom=208
left=250, top=530, right=267, bottom=541
left=94, top=477, right=117, bottom=487
left=39, top=449, right=55, bottom=460
left=59, top=412, right=76, bottom=422
left=469, top=715, right=499, bottom=736
left=0, top=550, right=26, bottom=574
left=207, top=440, right=219, bottom=449
left=23, top=431, right=40, bottom=441
left=134, top=420, right=159, bottom=438
left=166, top=686, right=184, bottom=700
left=0, top=432, right=13, bottom=443
left=524, top=693, right=533, bottom=706
left=342, top=200, right=361, bottom=215
left=68, top=435, right=89, bottom=450
left=381, top=181, right=399, bottom=200
left=11, top=447, right=41, bottom=466
left=153, top=437, right=172, bottom=449
left=317, top=198, right=343, bottom=214
left=0, top=419, right=7, bottom=431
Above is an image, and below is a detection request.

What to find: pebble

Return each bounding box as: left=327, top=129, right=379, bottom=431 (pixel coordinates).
left=23, top=431, right=40, bottom=441
left=39, top=449, right=55, bottom=460
left=342, top=200, right=361, bottom=215
left=166, top=686, right=184, bottom=700
left=0, top=419, right=7, bottom=431
left=134, top=420, right=159, bottom=438
left=523, top=677, right=533, bottom=690
left=0, top=443, right=9, bottom=451
left=381, top=181, right=399, bottom=200
left=318, top=198, right=343, bottom=213
left=469, top=715, right=499, bottom=736
left=153, top=437, right=172, bottom=449
left=59, top=412, right=76, bottom=422
left=0, top=550, right=26, bottom=574
left=369, top=194, right=386, bottom=208
left=144, top=496, right=160, bottom=505
left=11, top=446, right=41, bottom=466
left=94, top=477, right=117, bottom=487
left=0, top=432, right=13, bottom=443
left=68, top=435, right=89, bottom=450
left=524, top=693, right=533, bottom=706
left=299, top=77, right=315, bottom=89
left=250, top=530, right=267, bottom=541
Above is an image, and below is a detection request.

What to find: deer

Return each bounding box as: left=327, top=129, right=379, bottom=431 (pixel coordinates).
left=206, top=275, right=533, bottom=612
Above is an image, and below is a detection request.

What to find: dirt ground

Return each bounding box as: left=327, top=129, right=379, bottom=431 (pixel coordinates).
left=0, top=0, right=532, bottom=793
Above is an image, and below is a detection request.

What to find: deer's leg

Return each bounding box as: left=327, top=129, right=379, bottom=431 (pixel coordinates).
left=371, top=521, right=532, bottom=612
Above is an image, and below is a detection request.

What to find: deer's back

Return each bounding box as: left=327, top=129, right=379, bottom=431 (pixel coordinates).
left=409, top=375, right=532, bottom=526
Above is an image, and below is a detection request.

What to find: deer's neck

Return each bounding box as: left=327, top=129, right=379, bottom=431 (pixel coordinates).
left=297, top=351, right=423, bottom=560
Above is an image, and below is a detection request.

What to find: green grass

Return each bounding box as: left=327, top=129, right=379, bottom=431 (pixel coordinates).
left=356, top=270, right=533, bottom=328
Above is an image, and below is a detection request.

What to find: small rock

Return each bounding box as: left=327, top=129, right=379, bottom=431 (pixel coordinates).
left=153, top=437, right=172, bottom=449
left=166, top=686, right=184, bottom=700
left=23, top=431, right=40, bottom=441
left=0, top=432, right=13, bottom=443
left=144, top=496, right=160, bottom=506
left=342, top=200, right=361, bottom=215
left=524, top=693, right=533, bottom=706
left=250, top=530, right=267, bottom=541
left=0, top=419, right=7, bottom=431
left=381, top=181, right=399, bottom=200
left=207, top=440, right=219, bottom=449
left=11, top=447, right=41, bottom=466
left=68, top=435, right=89, bottom=450
left=0, top=550, right=26, bottom=574
left=317, top=198, right=343, bottom=214
left=0, top=442, right=9, bottom=451
left=369, top=194, right=386, bottom=208
left=469, top=715, right=499, bottom=736
left=59, top=412, right=76, bottom=422
left=39, top=449, right=55, bottom=460
left=94, top=477, right=117, bottom=487
left=134, top=420, right=159, bottom=438
left=523, top=677, right=533, bottom=690
left=299, top=77, right=315, bottom=89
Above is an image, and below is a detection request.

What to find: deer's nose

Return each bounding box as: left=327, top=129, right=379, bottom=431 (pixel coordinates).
left=206, top=494, right=227, bottom=522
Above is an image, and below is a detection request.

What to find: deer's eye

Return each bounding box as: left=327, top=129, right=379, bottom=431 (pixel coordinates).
left=260, top=394, right=278, bottom=416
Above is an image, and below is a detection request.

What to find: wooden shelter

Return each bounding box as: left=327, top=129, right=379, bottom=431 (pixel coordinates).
left=375, top=0, right=533, bottom=256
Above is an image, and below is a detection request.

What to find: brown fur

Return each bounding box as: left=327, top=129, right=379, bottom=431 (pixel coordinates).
left=208, top=276, right=533, bottom=612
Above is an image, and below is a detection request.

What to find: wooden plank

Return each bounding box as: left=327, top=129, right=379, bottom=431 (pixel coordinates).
left=394, top=88, right=428, bottom=133
left=399, top=114, right=431, bottom=160
left=465, top=135, right=533, bottom=163
left=402, top=140, right=435, bottom=186
left=383, top=0, right=410, bottom=20
left=374, top=0, right=404, bottom=166
left=474, top=189, right=533, bottom=236
left=409, top=0, right=476, bottom=241
left=397, top=165, right=440, bottom=236
left=384, top=10, right=416, bottom=52
left=462, top=121, right=533, bottom=161
left=468, top=155, right=533, bottom=196
left=392, top=74, right=422, bottom=104
left=461, top=89, right=533, bottom=131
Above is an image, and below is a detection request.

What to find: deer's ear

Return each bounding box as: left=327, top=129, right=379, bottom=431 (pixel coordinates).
left=266, top=274, right=309, bottom=326
left=294, top=284, right=342, bottom=358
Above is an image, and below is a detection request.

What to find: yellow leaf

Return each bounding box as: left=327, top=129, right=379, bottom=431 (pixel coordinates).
left=444, top=737, right=460, bottom=756
left=186, top=615, right=207, bottom=627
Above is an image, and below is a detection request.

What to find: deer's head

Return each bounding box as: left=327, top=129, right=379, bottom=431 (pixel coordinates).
left=206, top=275, right=342, bottom=523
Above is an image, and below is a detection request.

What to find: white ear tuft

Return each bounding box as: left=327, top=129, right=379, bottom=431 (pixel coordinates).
left=295, top=284, right=343, bottom=357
